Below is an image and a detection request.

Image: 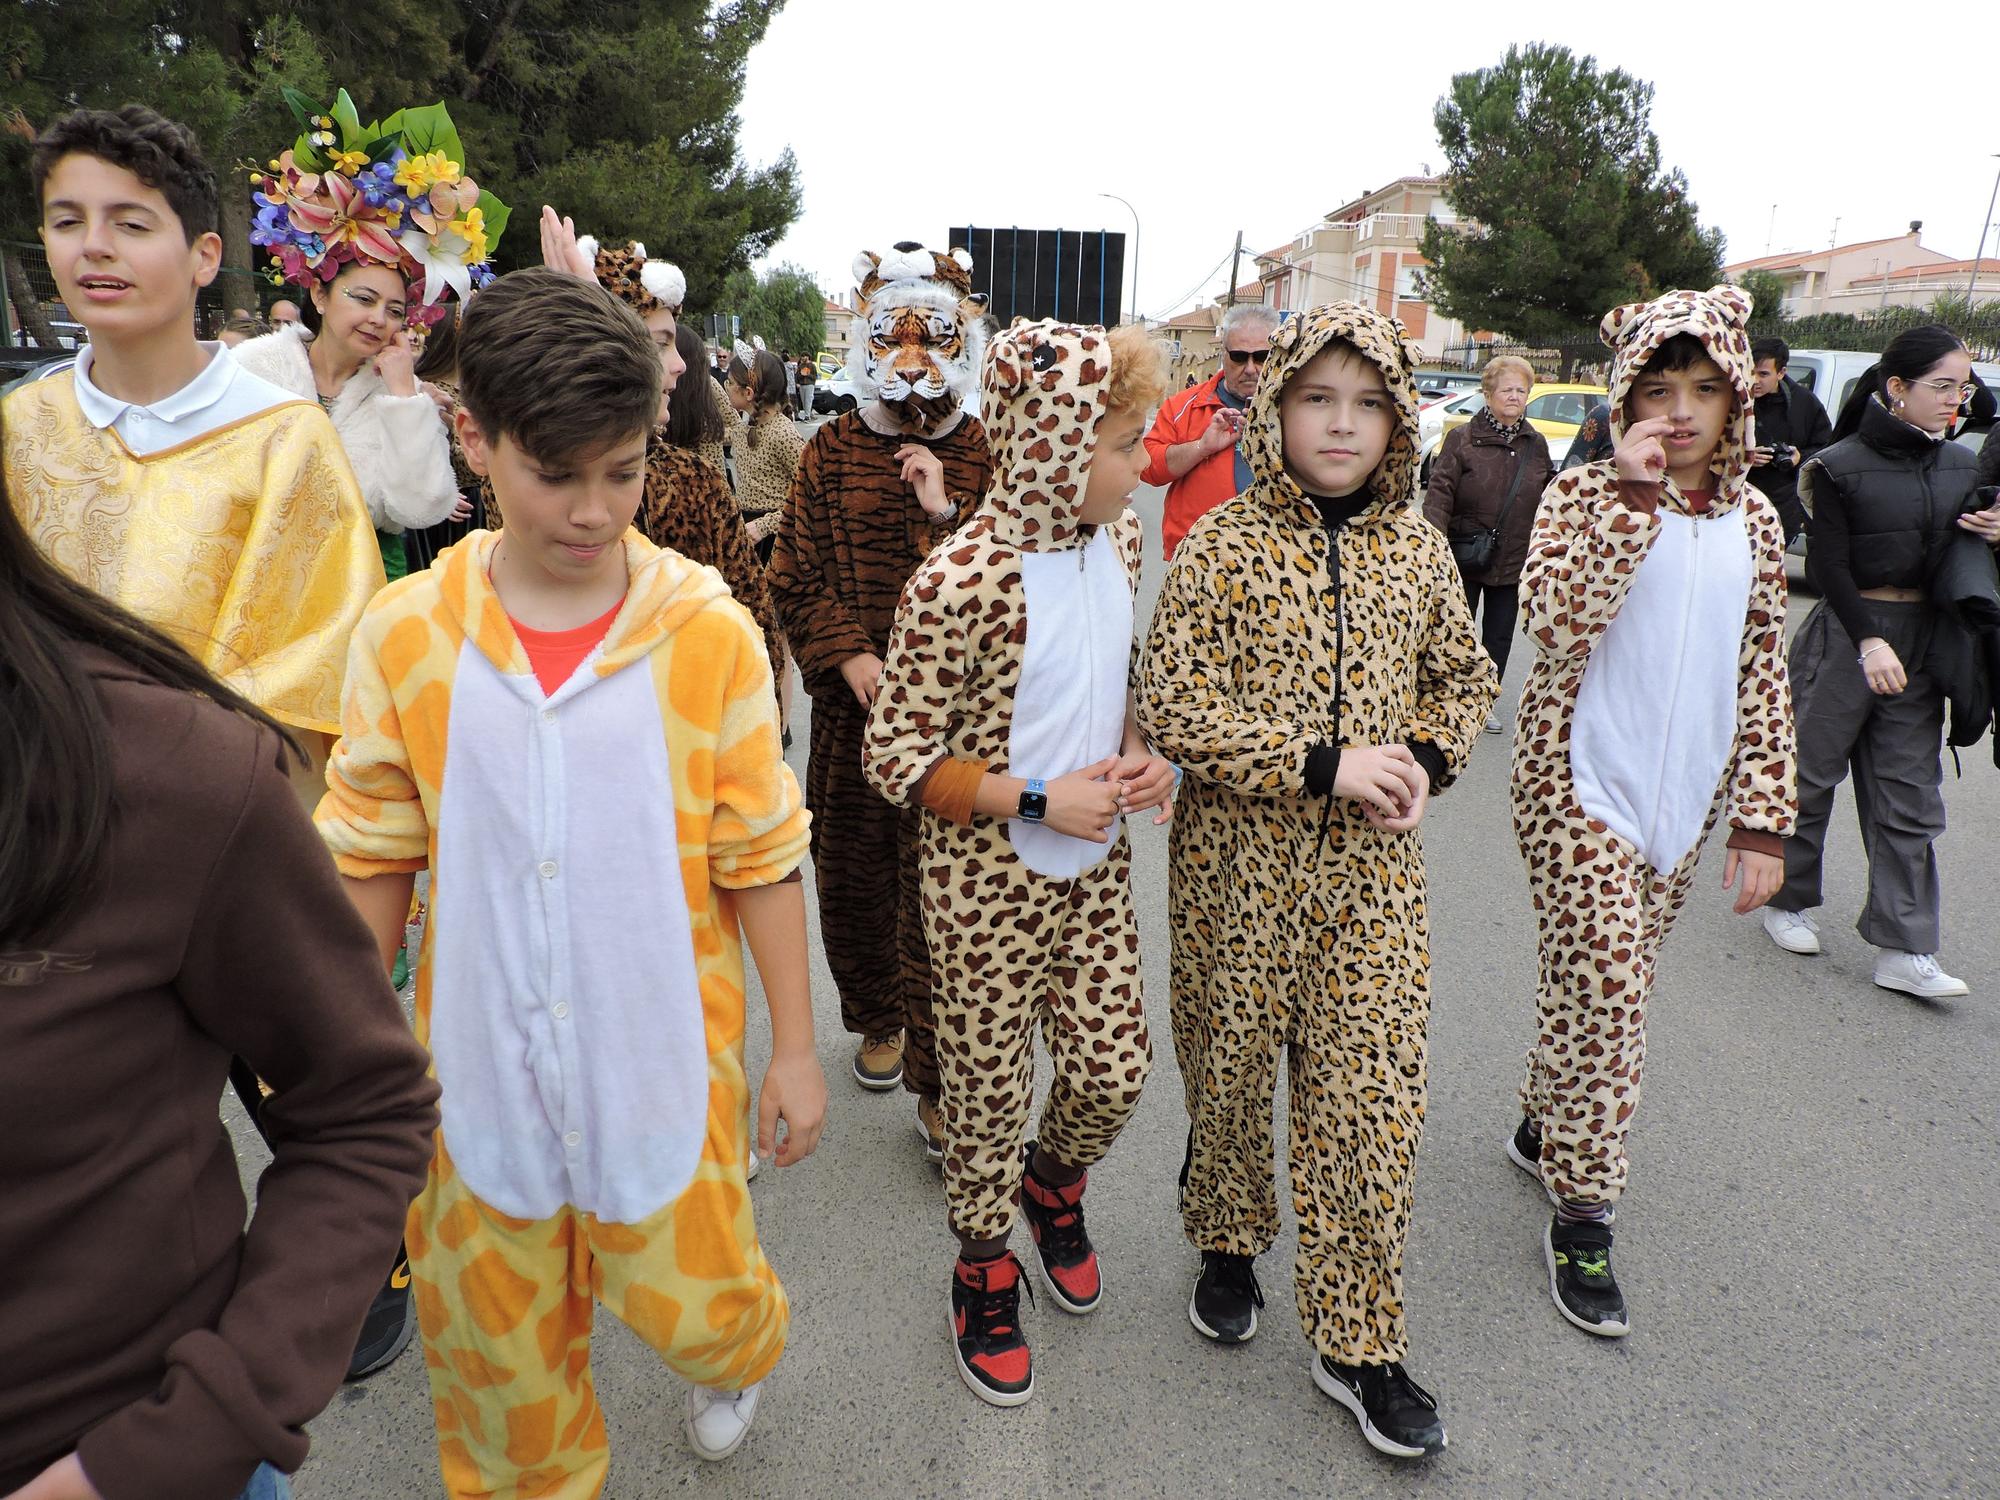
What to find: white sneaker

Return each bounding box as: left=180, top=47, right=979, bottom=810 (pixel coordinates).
left=746, top=1147, right=761, bottom=1182
left=1873, top=950, right=1968, bottom=999
left=1483, top=713, right=1505, bottom=734
left=686, top=1380, right=761, bottom=1461
left=1761, top=908, right=1821, bottom=955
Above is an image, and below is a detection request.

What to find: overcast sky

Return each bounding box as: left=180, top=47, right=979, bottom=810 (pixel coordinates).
left=735, top=3, right=1999, bottom=320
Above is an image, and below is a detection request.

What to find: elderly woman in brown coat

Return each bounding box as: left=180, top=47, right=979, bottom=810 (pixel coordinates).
left=1422, top=354, right=1554, bottom=731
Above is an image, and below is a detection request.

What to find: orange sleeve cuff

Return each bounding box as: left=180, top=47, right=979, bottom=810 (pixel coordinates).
left=918, top=755, right=991, bottom=825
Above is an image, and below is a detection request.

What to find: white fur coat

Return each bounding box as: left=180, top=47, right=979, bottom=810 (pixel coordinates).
left=233, top=328, right=458, bottom=533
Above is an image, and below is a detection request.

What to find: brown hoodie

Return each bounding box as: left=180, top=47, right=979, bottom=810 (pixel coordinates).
left=0, top=651, right=439, bottom=1500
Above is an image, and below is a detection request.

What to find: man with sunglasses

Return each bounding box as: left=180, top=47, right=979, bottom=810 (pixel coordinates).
left=1143, top=302, right=1281, bottom=558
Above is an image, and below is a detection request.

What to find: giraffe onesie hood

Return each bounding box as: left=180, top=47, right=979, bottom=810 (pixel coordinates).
left=316, top=530, right=807, bottom=1497
left=864, top=319, right=1152, bottom=1242
left=1512, top=284, right=1795, bottom=1210
left=1137, top=302, right=1497, bottom=1366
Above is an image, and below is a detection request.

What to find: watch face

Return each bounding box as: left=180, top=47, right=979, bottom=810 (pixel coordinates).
left=1018, top=791, right=1049, bottom=823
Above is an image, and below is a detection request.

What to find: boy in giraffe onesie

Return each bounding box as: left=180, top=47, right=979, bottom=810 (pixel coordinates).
left=1138, top=302, right=1496, bottom=1461
left=862, top=319, right=1174, bottom=1407
left=316, top=268, right=826, bottom=1498
left=1508, top=285, right=1794, bottom=1340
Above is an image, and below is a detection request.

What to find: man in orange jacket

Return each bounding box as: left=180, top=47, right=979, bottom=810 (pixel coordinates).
left=1143, top=303, right=1281, bottom=558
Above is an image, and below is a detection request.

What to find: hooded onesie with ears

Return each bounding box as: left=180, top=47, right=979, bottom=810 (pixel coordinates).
left=1511, top=285, right=1796, bottom=1210
left=1137, top=302, right=1497, bottom=1366
left=766, top=243, right=994, bottom=1099
left=862, top=319, right=1153, bottom=1239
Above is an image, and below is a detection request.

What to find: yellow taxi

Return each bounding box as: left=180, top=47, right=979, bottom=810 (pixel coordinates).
left=1418, top=382, right=1606, bottom=484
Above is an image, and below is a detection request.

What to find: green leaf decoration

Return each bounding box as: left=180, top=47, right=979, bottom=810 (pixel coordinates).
left=281, top=87, right=320, bottom=131
left=391, top=103, right=466, bottom=177
left=476, top=192, right=511, bottom=257
left=331, top=88, right=364, bottom=146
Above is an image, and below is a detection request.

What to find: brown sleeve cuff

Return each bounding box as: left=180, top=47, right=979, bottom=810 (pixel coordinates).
left=1614, top=479, right=1663, bottom=515
left=917, top=755, right=991, bottom=824
left=1726, top=828, right=1784, bottom=857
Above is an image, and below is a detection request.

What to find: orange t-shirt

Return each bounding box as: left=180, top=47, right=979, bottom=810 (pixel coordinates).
left=512, top=599, right=624, bottom=696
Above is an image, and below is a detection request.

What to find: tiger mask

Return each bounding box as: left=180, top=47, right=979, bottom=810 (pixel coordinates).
left=848, top=241, right=986, bottom=435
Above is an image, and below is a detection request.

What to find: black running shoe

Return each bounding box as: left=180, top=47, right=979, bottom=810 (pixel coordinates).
left=1189, top=1250, right=1263, bottom=1343
left=345, top=1248, right=416, bottom=1380
left=1505, top=1115, right=1542, bottom=1179
left=1545, top=1215, right=1630, bottom=1337
left=1313, top=1356, right=1447, bottom=1458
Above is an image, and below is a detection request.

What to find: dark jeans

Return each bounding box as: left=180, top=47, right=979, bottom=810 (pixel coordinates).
left=1462, top=579, right=1520, bottom=684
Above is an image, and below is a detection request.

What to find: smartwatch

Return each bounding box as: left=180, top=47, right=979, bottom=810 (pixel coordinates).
left=1017, top=778, right=1049, bottom=823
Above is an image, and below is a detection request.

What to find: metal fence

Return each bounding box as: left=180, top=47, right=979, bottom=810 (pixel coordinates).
left=2, top=240, right=271, bottom=348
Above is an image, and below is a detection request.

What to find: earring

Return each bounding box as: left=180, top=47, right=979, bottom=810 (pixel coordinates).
left=1893, top=397, right=1906, bottom=412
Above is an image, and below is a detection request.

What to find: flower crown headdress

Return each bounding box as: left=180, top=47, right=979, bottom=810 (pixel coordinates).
left=250, top=88, right=511, bottom=326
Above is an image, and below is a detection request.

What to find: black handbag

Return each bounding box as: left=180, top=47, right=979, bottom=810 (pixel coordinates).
left=1449, top=440, right=1530, bottom=576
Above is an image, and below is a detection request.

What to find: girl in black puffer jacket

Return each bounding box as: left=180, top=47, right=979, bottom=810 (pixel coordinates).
left=1761, top=326, right=2000, bottom=996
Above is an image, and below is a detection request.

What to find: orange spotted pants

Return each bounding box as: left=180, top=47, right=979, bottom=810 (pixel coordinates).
left=407, top=1145, right=788, bottom=1500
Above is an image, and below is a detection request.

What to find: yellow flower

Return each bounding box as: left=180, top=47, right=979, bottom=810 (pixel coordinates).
left=330, top=149, right=369, bottom=176
left=393, top=150, right=463, bottom=197
left=447, top=205, right=488, bottom=264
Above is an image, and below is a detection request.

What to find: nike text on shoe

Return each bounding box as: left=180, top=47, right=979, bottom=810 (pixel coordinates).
left=1019, top=1145, right=1100, bottom=1313
left=1873, top=949, right=1968, bottom=999
left=1761, top=907, right=1821, bottom=955
left=685, top=1380, right=761, bottom=1461
left=853, top=1030, right=904, bottom=1090
left=1189, top=1250, right=1263, bottom=1343
left=1546, top=1215, right=1630, bottom=1337
left=1312, top=1356, right=1447, bottom=1458
left=951, top=1252, right=1034, bottom=1406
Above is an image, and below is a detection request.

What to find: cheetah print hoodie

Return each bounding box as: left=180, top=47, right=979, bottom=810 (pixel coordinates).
left=862, top=319, right=1144, bottom=853
left=1512, top=283, right=1795, bottom=872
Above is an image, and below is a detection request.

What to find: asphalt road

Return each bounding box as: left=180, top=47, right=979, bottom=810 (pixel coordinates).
left=258, top=480, right=1999, bottom=1499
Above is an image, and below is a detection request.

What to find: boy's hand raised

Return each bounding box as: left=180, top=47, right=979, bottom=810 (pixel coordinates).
left=1046, top=758, right=1123, bottom=842
left=539, top=205, right=596, bottom=281
left=758, top=1048, right=826, bottom=1167
left=1614, top=416, right=1672, bottom=485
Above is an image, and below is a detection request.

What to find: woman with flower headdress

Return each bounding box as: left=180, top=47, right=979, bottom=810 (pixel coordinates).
left=235, top=92, right=507, bottom=582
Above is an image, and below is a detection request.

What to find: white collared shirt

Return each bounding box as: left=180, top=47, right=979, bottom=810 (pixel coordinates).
left=71, top=341, right=301, bottom=454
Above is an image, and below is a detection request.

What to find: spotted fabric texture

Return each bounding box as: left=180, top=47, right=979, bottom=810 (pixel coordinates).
left=1137, top=301, right=1498, bottom=1365
left=1512, top=284, right=1794, bottom=1207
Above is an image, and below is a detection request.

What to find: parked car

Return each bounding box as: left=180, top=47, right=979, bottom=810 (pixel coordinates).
left=1418, top=388, right=1485, bottom=456
left=1418, top=382, right=1606, bottom=485
left=1414, top=368, right=1484, bottom=401
left=0, top=345, right=76, bottom=398
left=812, top=365, right=861, bottom=416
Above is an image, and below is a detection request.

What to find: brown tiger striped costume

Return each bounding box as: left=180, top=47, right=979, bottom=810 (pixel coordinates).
left=766, top=406, right=993, bottom=1096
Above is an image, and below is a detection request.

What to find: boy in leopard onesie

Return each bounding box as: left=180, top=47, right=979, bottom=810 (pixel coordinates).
left=1508, top=285, right=1794, bottom=1340
left=767, top=243, right=995, bottom=1154
left=1138, top=301, right=1496, bottom=1462
left=862, top=319, right=1174, bottom=1407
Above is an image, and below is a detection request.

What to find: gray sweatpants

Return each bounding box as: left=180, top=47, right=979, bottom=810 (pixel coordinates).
left=1777, top=599, right=1945, bottom=953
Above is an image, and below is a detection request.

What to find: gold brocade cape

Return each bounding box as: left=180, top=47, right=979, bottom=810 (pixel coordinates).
left=4, top=372, right=384, bottom=734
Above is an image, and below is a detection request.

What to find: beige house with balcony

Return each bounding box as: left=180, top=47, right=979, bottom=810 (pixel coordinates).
left=1722, top=227, right=1973, bottom=317
left=1252, top=177, right=1472, bottom=361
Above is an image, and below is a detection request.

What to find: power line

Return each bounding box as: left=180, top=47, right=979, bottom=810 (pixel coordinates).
left=1145, top=243, right=1239, bottom=323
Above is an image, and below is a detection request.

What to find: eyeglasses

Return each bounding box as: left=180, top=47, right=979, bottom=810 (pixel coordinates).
left=1225, top=348, right=1271, bottom=366
left=1909, top=377, right=1975, bottom=402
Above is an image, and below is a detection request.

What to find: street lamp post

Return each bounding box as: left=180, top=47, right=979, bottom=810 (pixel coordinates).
left=1099, top=192, right=1139, bottom=324
left=1966, top=156, right=2000, bottom=306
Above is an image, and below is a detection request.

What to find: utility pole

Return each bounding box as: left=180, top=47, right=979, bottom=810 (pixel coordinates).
left=1967, top=156, right=2000, bottom=306
left=1225, top=230, right=1244, bottom=307
left=1765, top=202, right=1778, bottom=257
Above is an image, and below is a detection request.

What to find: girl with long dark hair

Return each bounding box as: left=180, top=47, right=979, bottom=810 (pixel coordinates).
left=1761, top=325, right=2000, bottom=996
left=665, top=319, right=733, bottom=481
left=0, top=413, right=438, bottom=1500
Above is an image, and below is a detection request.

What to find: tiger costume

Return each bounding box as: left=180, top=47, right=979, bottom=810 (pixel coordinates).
left=766, top=241, right=994, bottom=1120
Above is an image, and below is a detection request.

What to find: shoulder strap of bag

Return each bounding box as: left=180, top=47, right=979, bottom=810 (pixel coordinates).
left=1491, top=440, right=1531, bottom=530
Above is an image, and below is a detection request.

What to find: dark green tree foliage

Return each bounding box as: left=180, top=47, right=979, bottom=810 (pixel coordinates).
left=712, top=260, right=824, bottom=354
left=1421, top=44, right=1725, bottom=341
left=1, top=0, right=797, bottom=317
left=1735, top=269, right=1791, bottom=328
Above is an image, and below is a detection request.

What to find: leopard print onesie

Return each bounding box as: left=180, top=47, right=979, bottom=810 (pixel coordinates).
left=1512, top=285, right=1795, bottom=1209
left=863, top=321, right=1150, bottom=1240
left=1138, top=302, right=1497, bottom=1366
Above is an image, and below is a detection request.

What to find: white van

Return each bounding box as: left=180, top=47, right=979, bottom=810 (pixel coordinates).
left=1783, top=348, right=1998, bottom=457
